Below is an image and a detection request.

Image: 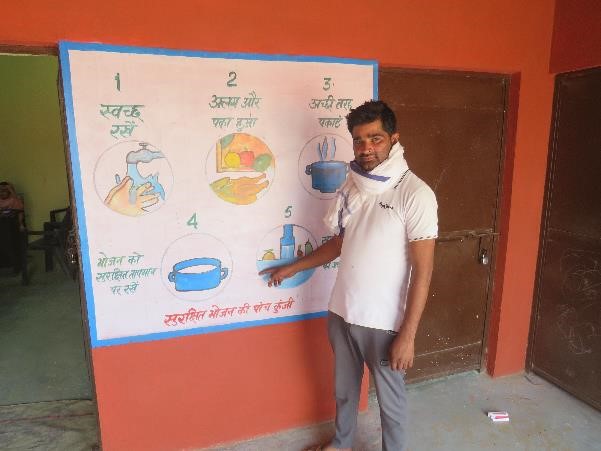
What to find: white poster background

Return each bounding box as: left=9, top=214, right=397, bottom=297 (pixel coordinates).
left=60, top=42, right=376, bottom=347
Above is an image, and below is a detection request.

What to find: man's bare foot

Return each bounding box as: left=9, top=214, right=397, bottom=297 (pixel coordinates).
left=304, top=444, right=351, bottom=451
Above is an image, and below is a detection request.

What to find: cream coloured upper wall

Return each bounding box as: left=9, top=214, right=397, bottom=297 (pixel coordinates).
left=0, top=54, right=69, bottom=231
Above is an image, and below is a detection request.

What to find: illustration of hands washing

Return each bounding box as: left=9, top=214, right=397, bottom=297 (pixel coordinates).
left=104, top=176, right=158, bottom=216
left=102, top=142, right=167, bottom=216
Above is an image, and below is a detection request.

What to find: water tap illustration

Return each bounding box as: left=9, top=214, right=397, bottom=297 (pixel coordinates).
left=103, top=142, right=166, bottom=216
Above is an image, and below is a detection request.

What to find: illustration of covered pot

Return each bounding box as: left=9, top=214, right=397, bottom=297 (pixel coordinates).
left=305, top=137, right=348, bottom=193
left=168, top=257, right=228, bottom=292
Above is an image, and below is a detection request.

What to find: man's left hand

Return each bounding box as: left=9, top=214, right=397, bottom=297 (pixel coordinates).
left=389, top=332, right=415, bottom=371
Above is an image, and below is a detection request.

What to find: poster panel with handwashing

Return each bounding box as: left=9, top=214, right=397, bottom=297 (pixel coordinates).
left=59, top=41, right=376, bottom=347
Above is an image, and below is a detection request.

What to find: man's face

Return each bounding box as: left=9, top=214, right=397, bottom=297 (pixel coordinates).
left=351, top=119, right=399, bottom=172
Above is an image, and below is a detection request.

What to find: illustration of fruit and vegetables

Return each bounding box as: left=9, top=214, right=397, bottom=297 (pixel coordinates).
left=211, top=133, right=274, bottom=205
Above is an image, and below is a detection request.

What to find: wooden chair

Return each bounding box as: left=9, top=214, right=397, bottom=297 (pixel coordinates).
left=0, top=209, right=28, bottom=284
left=28, top=207, right=78, bottom=280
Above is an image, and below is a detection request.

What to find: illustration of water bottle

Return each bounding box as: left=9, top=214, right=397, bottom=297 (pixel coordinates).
left=280, top=224, right=296, bottom=260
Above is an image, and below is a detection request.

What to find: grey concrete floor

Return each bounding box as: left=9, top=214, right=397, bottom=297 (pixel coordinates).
left=208, top=371, right=601, bottom=451
left=0, top=400, right=98, bottom=450
left=1, top=367, right=600, bottom=450
left=0, top=255, right=92, bottom=405
left=2, top=259, right=600, bottom=450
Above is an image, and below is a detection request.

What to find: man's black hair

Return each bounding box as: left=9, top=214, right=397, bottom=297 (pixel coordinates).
left=346, top=100, right=397, bottom=135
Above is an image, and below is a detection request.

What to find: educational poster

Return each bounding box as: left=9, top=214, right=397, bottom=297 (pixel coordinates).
left=59, top=42, right=376, bottom=347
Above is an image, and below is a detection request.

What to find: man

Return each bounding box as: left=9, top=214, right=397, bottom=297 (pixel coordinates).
left=261, top=100, right=438, bottom=451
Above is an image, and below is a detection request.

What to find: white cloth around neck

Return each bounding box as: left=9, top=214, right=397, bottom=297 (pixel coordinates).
left=324, top=142, right=409, bottom=234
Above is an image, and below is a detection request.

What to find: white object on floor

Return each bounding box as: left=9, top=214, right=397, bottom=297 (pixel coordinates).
left=487, top=411, right=510, bottom=422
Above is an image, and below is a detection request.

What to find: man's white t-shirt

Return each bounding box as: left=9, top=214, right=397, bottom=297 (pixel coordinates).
left=328, top=170, right=438, bottom=331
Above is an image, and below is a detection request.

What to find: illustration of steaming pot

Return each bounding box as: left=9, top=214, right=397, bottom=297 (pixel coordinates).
left=168, top=257, right=228, bottom=292
left=305, top=161, right=349, bottom=193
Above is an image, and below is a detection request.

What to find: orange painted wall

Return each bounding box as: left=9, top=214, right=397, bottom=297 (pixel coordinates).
left=550, top=0, right=601, bottom=72
left=1, top=1, right=557, bottom=449
left=92, top=320, right=338, bottom=449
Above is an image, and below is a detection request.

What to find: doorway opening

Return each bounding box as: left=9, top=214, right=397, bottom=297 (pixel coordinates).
left=0, top=51, right=98, bottom=448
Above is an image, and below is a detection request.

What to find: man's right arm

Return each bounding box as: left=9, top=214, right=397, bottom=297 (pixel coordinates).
left=259, top=234, right=343, bottom=287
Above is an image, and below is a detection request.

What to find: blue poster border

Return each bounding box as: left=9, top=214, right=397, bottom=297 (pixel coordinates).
left=58, top=41, right=378, bottom=348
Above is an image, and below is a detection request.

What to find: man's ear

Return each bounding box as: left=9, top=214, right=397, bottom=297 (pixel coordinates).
left=391, top=132, right=400, bottom=144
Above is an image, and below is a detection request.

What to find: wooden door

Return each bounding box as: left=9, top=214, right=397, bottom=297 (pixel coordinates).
left=530, top=67, right=601, bottom=410
left=379, top=69, right=508, bottom=382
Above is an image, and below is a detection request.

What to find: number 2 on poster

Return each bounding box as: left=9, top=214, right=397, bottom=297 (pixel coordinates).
left=227, top=71, right=237, bottom=87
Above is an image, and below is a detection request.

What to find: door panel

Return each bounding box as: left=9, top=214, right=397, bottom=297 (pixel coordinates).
left=395, top=108, right=504, bottom=231
left=379, top=69, right=507, bottom=381
left=531, top=68, right=601, bottom=410
left=412, top=235, right=494, bottom=379
left=546, top=76, right=601, bottom=237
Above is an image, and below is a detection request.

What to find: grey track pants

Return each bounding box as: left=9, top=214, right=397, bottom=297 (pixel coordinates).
left=328, top=312, right=408, bottom=451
